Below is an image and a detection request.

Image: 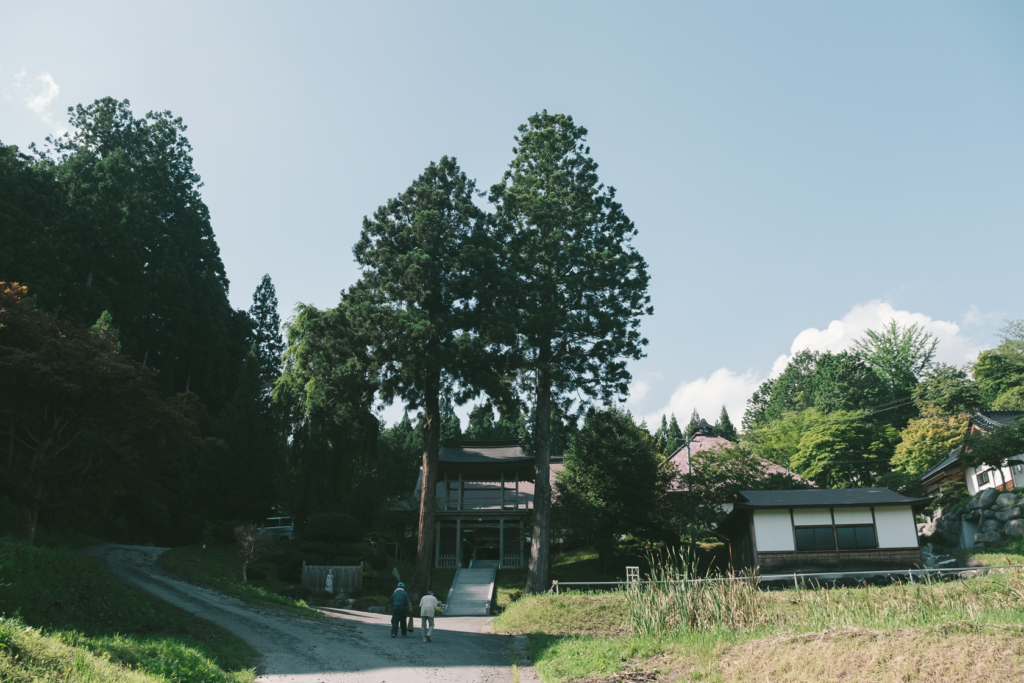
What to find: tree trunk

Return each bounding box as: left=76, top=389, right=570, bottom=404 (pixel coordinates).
left=527, top=351, right=552, bottom=594
left=413, top=379, right=441, bottom=598
left=242, top=562, right=248, bottom=584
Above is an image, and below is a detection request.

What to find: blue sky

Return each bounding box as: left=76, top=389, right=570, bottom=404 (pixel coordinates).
left=2, top=1, right=1022, bottom=427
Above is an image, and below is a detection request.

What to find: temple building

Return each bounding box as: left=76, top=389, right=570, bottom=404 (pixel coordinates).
left=412, top=439, right=562, bottom=569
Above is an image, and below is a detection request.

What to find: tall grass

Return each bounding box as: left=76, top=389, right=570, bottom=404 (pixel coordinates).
left=627, top=551, right=1024, bottom=636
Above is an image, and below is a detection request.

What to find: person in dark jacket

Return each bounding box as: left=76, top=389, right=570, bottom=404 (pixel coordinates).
left=387, top=582, right=411, bottom=637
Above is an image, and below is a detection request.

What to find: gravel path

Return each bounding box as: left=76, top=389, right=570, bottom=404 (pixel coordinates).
left=85, top=545, right=517, bottom=683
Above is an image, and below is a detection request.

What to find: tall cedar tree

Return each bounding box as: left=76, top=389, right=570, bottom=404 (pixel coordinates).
left=249, top=275, right=285, bottom=387
left=666, top=414, right=684, bottom=451
left=350, top=158, right=494, bottom=598
left=490, top=113, right=651, bottom=593
left=715, top=405, right=738, bottom=441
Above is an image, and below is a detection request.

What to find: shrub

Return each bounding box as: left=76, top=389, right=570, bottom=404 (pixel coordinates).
left=300, top=541, right=337, bottom=557
left=304, top=513, right=361, bottom=543
left=331, top=556, right=363, bottom=567
left=204, top=519, right=246, bottom=545
left=334, top=543, right=374, bottom=557
left=365, top=553, right=390, bottom=571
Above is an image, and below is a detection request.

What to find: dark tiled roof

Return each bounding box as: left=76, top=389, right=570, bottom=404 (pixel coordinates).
left=920, top=446, right=964, bottom=483
left=735, top=488, right=929, bottom=509
left=438, top=440, right=532, bottom=464
left=973, top=411, right=1024, bottom=431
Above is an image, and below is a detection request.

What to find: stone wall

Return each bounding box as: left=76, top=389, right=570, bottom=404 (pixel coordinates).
left=927, top=488, right=1024, bottom=549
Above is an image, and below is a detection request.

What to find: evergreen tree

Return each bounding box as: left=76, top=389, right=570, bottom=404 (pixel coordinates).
left=249, top=274, right=284, bottom=386
left=349, top=157, right=499, bottom=597
left=653, top=415, right=668, bottom=453
left=666, top=414, right=684, bottom=451
left=379, top=414, right=424, bottom=499
left=715, top=405, right=738, bottom=441
left=686, top=409, right=701, bottom=437
left=490, top=112, right=652, bottom=592
left=90, top=310, right=120, bottom=351
left=439, top=391, right=462, bottom=442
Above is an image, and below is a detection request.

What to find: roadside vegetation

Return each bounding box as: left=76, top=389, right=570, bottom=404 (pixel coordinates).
left=0, top=538, right=256, bottom=683
left=496, top=565, right=1024, bottom=682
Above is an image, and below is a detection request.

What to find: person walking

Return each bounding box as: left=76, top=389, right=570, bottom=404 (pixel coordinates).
left=387, top=582, right=411, bottom=638
left=418, top=590, right=439, bottom=642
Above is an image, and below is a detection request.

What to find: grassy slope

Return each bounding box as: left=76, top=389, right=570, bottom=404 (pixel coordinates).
left=158, top=544, right=316, bottom=616
left=494, top=547, right=622, bottom=612
left=0, top=538, right=255, bottom=683
left=496, top=574, right=1024, bottom=683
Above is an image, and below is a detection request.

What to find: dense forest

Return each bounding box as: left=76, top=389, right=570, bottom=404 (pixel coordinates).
left=3, top=97, right=1023, bottom=593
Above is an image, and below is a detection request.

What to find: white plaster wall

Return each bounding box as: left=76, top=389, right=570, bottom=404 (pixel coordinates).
left=792, top=508, right=832, bottom=526
left=874, top=506, right=918, bottom=548
left=833, top=507, right=873, bottom=524
left=752, top=509, right=795, bottom=551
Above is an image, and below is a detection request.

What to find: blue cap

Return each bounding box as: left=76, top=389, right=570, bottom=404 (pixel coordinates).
left=397, top=582, right=405, bottom=588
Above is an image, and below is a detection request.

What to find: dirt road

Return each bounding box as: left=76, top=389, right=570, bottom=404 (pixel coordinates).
left=85, top=545, right=520, bottom=683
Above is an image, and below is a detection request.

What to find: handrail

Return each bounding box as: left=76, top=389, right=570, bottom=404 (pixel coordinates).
left=549, top=564, right=1024, bottom=594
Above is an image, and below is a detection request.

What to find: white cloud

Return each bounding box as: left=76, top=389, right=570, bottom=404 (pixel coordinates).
left=11, top=70, right=65, bottom=135
left=642, top=300, right=990, bottom=431
left=642, top=367, right=761, bottom=430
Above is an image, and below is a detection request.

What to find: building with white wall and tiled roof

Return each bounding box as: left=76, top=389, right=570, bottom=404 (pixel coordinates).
left=921, top=411, right=1024, bottom=496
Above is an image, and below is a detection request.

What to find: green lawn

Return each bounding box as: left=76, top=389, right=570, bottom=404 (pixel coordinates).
left=158, top=544, right=318, bottom=617
left=0, top=538, right=255, bottom=683
left=496, top=569, right=1024, bottom=682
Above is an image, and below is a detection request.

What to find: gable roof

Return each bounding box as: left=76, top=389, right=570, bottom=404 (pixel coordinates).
left=666, top=433, right=811, bottom=490
left=734, top=487, right=930, bottom=509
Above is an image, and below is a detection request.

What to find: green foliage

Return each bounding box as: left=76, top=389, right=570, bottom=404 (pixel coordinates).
left=790, top=410, right=899, bottom=487
left=742, top=408, right=825, bottom=469
left=556, top=407, right=665, bottom=563
left=913, top=363, right=983, bottom=415
left=248, top=274, right=284, bottom=388
left=0, top=285, right=210, bottom=544
left=490, top=111, right=652, bottom=592
left=853, top=320, right=938, bottom=399
left=714, top=405, right=738, bottom=441
left=0, top=538, right=256, bottom=680
left=685, top=409, right=701, bottom=437
left=377, top=414, right=422, bottom=499
left=90, top=310, right=120, bottom=350
left=992, top=385, right=1024, bottom=410
left=274, top=303, right=379, bottom=526
left=0, top=496, right=26, bottom=539
left=974, top=321, right=1024, bottom=408
left=673, top=444, right=808, bottom=538
left=743, top=350, right=885, bottom=431
left=303, top=513, right=361, bottom=543
left=873, top=471, right=927, bottom=499
left=891, top=408, right=969, bottom=475
left=962, top=417, right=1024, bottom=472
left=934, top=481, right=970, bottom=512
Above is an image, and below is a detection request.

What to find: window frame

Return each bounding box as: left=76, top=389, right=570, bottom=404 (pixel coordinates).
left=790, top=507, right=878, bottom=552
left=976, top=470, right=990, bottom=487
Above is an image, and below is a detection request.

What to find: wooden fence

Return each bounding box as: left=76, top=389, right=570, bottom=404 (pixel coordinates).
left=301, top=562, right=363, bottom=593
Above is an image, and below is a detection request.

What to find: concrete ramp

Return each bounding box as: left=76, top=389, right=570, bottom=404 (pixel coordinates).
left=443, top=567, right=496, bottom=616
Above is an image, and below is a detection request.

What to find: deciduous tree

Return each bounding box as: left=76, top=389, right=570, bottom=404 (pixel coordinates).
left=891, top=408, right=969, bottom=476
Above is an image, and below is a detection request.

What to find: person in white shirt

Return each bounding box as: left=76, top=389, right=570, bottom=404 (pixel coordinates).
left=418, top=590, right=439, bottom=642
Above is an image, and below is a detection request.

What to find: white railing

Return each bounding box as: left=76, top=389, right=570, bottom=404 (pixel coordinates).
left=437, top=553, right=457, bottom=568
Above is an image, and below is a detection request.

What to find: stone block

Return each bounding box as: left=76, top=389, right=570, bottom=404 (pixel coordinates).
left=982, top=509, right=997, bottom=519
left=1004, top=519, right=1024, bottom=538
left=973, top=489, right=1000, bottom=509
left=996, top=493, right=1020, bottom=508
left=995, top=507, right=1023, bottom=522
left=975, top=531, right=1002, bottom=544
left=982, top=519, right=1001, bottom=533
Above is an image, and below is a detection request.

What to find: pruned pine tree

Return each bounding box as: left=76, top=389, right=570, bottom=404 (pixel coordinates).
left=350, top=157, right=496, bottom=599
left=490, top=112, right=651, bottom=593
